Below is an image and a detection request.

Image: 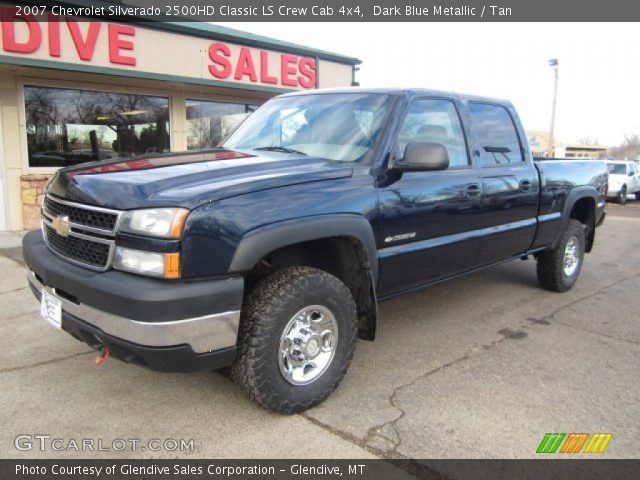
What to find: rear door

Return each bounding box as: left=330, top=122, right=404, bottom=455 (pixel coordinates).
left=377, top=97, right=483, bottom=296
left=467, top=102, right=540, bottom=265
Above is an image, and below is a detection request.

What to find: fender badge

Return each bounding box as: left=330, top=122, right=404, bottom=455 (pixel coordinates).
left=384, top=232, right=416, bottom=243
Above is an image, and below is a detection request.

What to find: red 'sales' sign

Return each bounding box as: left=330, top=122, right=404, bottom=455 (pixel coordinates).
left=0, top=6, right=317, bottom=89
left=208, top=42, right=316, bottom=88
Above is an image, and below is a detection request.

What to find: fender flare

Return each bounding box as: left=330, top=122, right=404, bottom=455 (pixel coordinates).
left=229, top=214, right=379, bottom=284
left=550, top=185, right=598, bottom=250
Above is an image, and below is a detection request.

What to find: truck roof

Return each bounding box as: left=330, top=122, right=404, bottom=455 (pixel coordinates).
left=280, top=87, right=513, bottom=107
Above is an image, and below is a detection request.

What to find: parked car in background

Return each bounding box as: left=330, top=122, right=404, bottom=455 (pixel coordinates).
left=607, top=160, right=640, bottom=204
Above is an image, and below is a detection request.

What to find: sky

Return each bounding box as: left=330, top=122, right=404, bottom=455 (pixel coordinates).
left=219, top=22, right=640, bottom=147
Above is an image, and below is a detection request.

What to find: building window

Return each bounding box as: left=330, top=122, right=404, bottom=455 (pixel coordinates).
left=186, top=100, right=258, bottom=150
left=25, top=85, right=170, bottom=168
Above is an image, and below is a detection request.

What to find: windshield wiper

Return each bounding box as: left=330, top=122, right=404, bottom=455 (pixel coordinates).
left=254, top=146, right=307, bottom=156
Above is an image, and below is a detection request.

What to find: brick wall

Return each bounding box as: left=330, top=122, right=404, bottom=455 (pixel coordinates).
left=20, top=174, right=51, bottom=230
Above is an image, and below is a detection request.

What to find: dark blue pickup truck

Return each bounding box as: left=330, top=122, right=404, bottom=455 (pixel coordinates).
left=23, top=88, right=607, bottom=413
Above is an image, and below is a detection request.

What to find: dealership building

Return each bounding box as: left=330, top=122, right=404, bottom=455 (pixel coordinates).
left=0, top=2, right=360, bottom=230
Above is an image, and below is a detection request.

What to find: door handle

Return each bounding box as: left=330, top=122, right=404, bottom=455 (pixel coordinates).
left=465, top=183, right=481, bottom=197
left=519, top=180, right=532, bottom=192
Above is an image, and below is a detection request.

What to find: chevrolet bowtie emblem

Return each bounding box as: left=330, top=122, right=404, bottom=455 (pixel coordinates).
left=52, top=215, right=71, bottom=237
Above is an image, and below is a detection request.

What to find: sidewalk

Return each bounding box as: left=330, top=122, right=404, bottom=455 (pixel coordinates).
left=0, top=230, right=27, bottom=266
left=0, top=230, right=26, bottom=249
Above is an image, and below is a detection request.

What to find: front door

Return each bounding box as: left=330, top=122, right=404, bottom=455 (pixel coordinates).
left=377, top=97, right=483, bottom=297
left=629, top=163, right=640, bottom=193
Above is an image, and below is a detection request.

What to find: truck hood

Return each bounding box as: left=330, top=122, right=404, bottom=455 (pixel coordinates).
left=46, top=149, right=353, bottom=210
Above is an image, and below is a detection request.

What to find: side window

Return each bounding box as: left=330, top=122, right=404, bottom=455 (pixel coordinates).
left=396, top=99, right=469, bottom=167
left=468, top=103, right=524, bottom=166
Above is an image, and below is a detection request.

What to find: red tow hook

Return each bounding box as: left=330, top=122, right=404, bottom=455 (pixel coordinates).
left=95, top=346, right=111, bottom=365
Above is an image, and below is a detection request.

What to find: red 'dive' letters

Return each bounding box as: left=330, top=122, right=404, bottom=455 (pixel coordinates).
left=0, top=7, right=136, bottom=65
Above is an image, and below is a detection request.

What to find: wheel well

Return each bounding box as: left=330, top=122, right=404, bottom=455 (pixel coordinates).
left=569, top=197, right=596, bottom=252
left=246, top=237, right=377, bottom=340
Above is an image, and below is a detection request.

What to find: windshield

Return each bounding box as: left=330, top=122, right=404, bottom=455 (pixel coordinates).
left=607, top=163, right=627, bottom=174
left=223, top=93, right=393, bottom=163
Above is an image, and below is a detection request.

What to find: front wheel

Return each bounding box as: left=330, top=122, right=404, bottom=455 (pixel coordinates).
left=231, top=266, right=357, bottom=414
left=618, top=187, right=627, bottom=204
left=536, top=219, right=585, bottom=292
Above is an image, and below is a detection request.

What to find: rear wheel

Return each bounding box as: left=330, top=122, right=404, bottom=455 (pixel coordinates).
left=537, top=219, right=585, bottom=292
left=231, top=266, right=357, bottom=414
left=618, top=186, right=627, bottom=204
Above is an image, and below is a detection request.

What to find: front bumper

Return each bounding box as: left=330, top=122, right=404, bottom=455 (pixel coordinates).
left=23, top=230, right=244, bottom=372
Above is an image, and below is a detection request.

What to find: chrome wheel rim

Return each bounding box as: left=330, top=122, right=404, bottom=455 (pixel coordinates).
left=278, top=305, right=338, bottom=386
left=563, top=237, right=580, bottom=277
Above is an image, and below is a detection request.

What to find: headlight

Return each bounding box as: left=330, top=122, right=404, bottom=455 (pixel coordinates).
left=114, top=247, right=180, bottom=279
left=120, top=208, right=189, bottom=238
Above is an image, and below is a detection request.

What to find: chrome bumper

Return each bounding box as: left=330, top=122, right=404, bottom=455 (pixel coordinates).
left=28, top=270, right=240, bottom=354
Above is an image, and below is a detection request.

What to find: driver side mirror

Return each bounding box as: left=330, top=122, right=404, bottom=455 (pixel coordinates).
left=393, top=142, right=450, bottom=172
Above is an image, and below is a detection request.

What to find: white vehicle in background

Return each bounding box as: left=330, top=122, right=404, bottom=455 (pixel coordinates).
left=607, top=160, right=640, bottom=204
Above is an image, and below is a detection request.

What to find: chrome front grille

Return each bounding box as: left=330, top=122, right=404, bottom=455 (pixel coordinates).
left=41, top=195, right=122, bottom=271
left=44, top=224, right=111, bottom=268
left=43, top=196, right=119, bottom=232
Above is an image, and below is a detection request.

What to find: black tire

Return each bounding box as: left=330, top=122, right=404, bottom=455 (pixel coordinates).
left=231, top=266, right=357, bottom=414
left=618, top=187, right=627, bottom=204
left=536, top=219, right=585, bottom=292
left=635, top=191, right=640, bottom=201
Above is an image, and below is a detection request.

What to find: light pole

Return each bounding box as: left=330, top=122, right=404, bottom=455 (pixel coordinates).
left=548, top=58, right=559, bottom=158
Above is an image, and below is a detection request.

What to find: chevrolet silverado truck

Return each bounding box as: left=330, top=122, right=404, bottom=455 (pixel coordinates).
left=23, top=88, right=607, bottom=413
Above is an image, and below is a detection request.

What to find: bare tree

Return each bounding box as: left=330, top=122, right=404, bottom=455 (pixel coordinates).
left=607, top=134, right=640, bottom=160
left=576, top=136, right=600, bottom=146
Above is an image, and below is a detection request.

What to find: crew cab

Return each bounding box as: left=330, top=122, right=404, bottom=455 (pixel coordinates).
left=606, top=160, right=640, bottom=204
left=23, top=88, right=607, bottom=413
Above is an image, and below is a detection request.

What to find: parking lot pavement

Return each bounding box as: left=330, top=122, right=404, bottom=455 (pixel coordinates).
left=1, top=212, right=638, bottom=461
left=605, top=200, right=640, bottom=218
left=0, top=256, right=379, bottom=460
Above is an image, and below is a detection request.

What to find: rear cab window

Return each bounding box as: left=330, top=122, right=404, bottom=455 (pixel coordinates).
left=468, top=102, right=524, bottom=166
